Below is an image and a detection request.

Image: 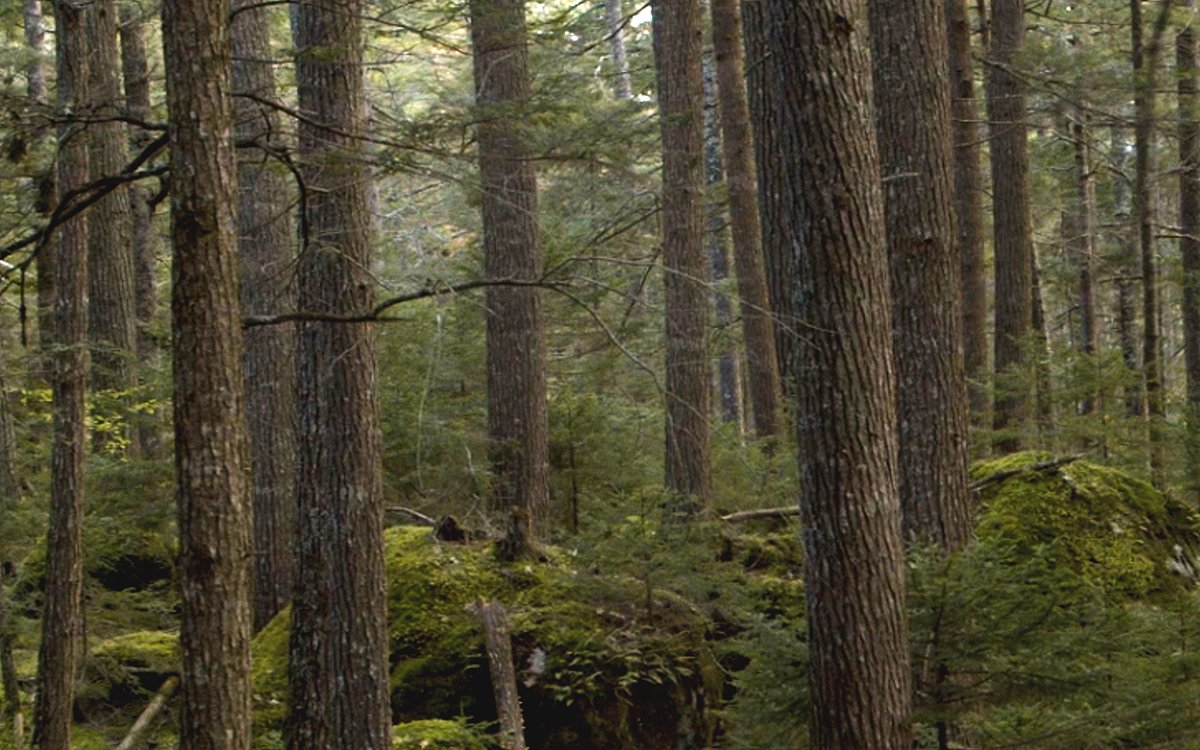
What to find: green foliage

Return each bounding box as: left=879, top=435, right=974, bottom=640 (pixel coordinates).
left=392, top=719, right=495, bottom=750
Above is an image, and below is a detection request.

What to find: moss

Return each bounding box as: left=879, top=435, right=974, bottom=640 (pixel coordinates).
left=80, top=629, right=179, bottom=715
left=972, top=452, right=1200, bottom=597
left=92, top=629, right=179, bottom=673
left=251, top=605, right=291, bottom=732
left=393, top=719, right=492, bottom=749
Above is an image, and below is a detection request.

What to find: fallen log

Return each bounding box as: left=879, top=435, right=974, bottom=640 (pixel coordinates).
left=115, top=674, right=179, bottom=750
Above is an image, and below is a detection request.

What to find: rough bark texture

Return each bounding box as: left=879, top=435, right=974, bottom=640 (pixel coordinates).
left=469, top=0, right=550, bottom=553
left=32, top=4, right=89, bottom=747
left=986, top=0, right=1034, bottom=452
left=1031, top=249, right=1053, bottom=435
left=605, top=0, right=633, bottom=99
left=86, top=0, right=138, bottom=451
left=1111, top=134, right=1144, bottom=417
left=1069, top=113, right=1098, bottom=415
left=711, top=0, right=781, bottom=439
left=162, top=0, right=254, bottom=746
left=28, top=0, right=54, bottom=375
left=1179, top=0, right=1200, bottom=497
left=286, top=0, right=391, bottom=747
left=0, top=369, right=20, bottom=721
left=946, top=0, right=989, bottom=424
left=653, top=0, right=711, bottom=508
left=768, top=2, right=912, bottom=748
left=870, top=0, right=971, bottom=551
left=231, top=0, right=298, bottom=633
left=742, top=0, right=796, bottom=392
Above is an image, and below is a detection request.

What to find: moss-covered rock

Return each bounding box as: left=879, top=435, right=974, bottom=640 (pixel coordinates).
left=78, top=629, right=179, bottom=715
left=971, top=452, right=1200, bottom=596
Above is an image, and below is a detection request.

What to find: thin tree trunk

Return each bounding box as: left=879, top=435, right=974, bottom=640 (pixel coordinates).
left=1069, top=112, right=1099, bottom=415
left=0, top=369, right=20, bottom=721
left=0, top=568, right=18, bottom=722
left=24, top=0, right=47, bottom=103
left=768, top=2, right=912, bottom=748
left=470, top=0, right=550, bottom=556
left=115, top=676, right=179, bottom=750
left=478, top=602, right=527, bottom=750
left=1179, top=0, right=1200, bottom=498
left=32, top=4, right=90, bottom=747
left=711, top=0, right=781, bottom=439
left=162, top=0, right=254, bottom=746
left=1031, top=249, right=1054, bottom=437
left=1111, top=132, right=1144, bottom=416
left=653, top=0, right=711, bottom=510
left=986, top=0, right=1034, bottom=453
left=870, top=0, right=971, bottom=551
left=742, top=0, right=796, bottom=393
left=605, top=0, right=633, bottom=99
left=231, top=0, right=298, bottom=633
left=1132, top=0, right=1172, bottom=487
left=946, top=0, right=989, bottom=427
left=86, top=0, right=138, bottom=454
left=286, top=0, right=391, bottom=746
left=27, top=0, right=54, bottom=379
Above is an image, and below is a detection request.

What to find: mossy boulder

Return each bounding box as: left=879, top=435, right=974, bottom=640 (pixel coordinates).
left=971, top=452, right=1200, bottom=596
left=78, top=629, right=179, bottom=715
left=253, top=525, right=717, bottom=750
left=14, top=523, right=174, bottom=600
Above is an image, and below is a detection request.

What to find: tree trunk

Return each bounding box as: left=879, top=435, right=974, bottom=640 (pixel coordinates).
left=1031, top=248, right=1053, bottom=437
left=870, top=0, right=971, bottom=551
left=86, top=0, right=138, bottom=454
left=1179, top=0, right=1200, bottom=498
left=470, top=0, right=550, bottom=555
left=1132, top=0, right=1171, bottom=487
left=1111, top=132, right=1144, bottom=417
left=479, top=602, right=527, bottom=750
left=286, top=0, right=391, bottom=746
left=605, top=0, right=633, bottom=99
left=653, top=0, right=711, bottom=510
left=231, top=0, right=299, bottom=633
left=711, top=0, right=781, bottom=439
left=703, top=53, right=744, bottom=432
left=946, top=0, right=989, bottom=427
left=742, top=0, right=796, bottom=393
left=27, top=0, right=53, bottom=379
left=768, top=2, right=912, bottom=748
left=32, top=4, right=90, bottom=748
left=161, top=0, right=254, bottom=746
left=986, top=0, right=1034, bottom=453
left=1068, top=112, right=1099, bottom=415
left=0, top=368, right=20, bottom=722
left=24, top=0, right=47, bottom=103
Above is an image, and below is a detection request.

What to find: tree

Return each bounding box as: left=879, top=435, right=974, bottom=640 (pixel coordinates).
left=32, top=2, right=89, bottom=746
left=231, top=0, right=298, bottom=631
left=605, top=0, right=633, bottom=99
left=86, top=0, right=137, bottom=452
left=946, top=0, right=989, bottom=424
left=1179, top=0, right=1200, bottom=496
left=870, top=0, right=971, bottom=550
left=767, top=1, right=912, bottom=747
left=710, top=0, right=782, bottom=439
left=286, top=0, right=391, bottom=746
left=0, top=367, right=21, bottom=725
left=161, top=0, right=254, bottom=746
left=469, top=0, right=550, bottom=555
left=986, top=0, right=1035, bottom=452
left=652, top=0, right=711, bottom=508
left=1067, top=111, right=1099, bottom=415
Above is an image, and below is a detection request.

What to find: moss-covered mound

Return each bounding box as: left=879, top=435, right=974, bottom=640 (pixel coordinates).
left=78, top=629, right=179, bottom=715
left=971, top=452, right=1200, bottom=596
left=253, top=526, right=717, bottom=750
left=14, top=522, right=174, bottom=599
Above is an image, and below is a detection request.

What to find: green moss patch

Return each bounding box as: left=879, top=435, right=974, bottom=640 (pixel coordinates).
left=393, top=719, right=493, bottom=749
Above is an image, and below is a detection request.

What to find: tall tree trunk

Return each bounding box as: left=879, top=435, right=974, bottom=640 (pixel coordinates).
left=231, top=0, right=299, bottom=632
left=1069, top=113, right=1099, bottom=415
left=161, top=0, right=254, bottom=747
left=27, top=0, right=54, bottom=378
left=870, top=0, right=971, bottom=551
left=1179, top=0, right=1200, bottom=498
left=24, top=0, right=47, bottom=103
left=605, top=0, right=633, bottom=99
left=286, top=0, right=391, bottom=746
left=1132, top=0, right=1172, bottom=487
left=1031, top=248, right=1053, bottom=437
left=711, top=0, right=781, bottom=439
left=1111, top=133, right=1144, bottom=417
left=119, top=4, right=161, bottom=455
left=653, top=0, right=711, bottom=509
left=86, top=0, right=137, bottom=454
left=703, top=53, right=744, bottom=432
left=32, top=3, right=89, bottom=747
left=742, top=0, right=796, bottom=393
left=769, top=2, right=912, bottom=748
left=946, top=0, right=989, bottom=427
left=470, top=0, right=550, bottom=555
left=986, top=0, right=1034, bottom=453
left=0, top=367, right=21, bottom=721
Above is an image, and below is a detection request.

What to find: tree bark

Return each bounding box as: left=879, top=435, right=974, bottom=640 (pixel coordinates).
left=1111, top=133, right=1144, bottom=417
left=115, top=676, right=179, bottom=750
left=768, top=2, right=912, bottom=748
left=1179, top=0, right=1200, bottom=498
left=86, top=0, right=138, bottom=454
left=286, top=0, right=391, bottom=747
left=231, top=0, right=299, bottom=633
left=711, top=0, right=781, bottom=439
left=479, top=602, right=527, bottom=750
left=470, top=0, right=550, bottom=555
left=986, top=0, right=1034, bottom=453
left=1068, top=112, right=1099, bottom=415
left=605, top=0, right=633, bottom=99
left=28, top=0, right=54, bottom=378
left=0, top=372, right=20, bottom=721
left=653, top=0, right=711, bottom=509
left=162, top=0, right=254, bottom=746
left=742, top=0, right=797, bottom=393
left=24, top=0, right=47, bottom=103
left=1031, top=248, right=1053, bottom=436
left=32, top=4, right=90, bottom=748
left=946, top=0, right=989, bottom=426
